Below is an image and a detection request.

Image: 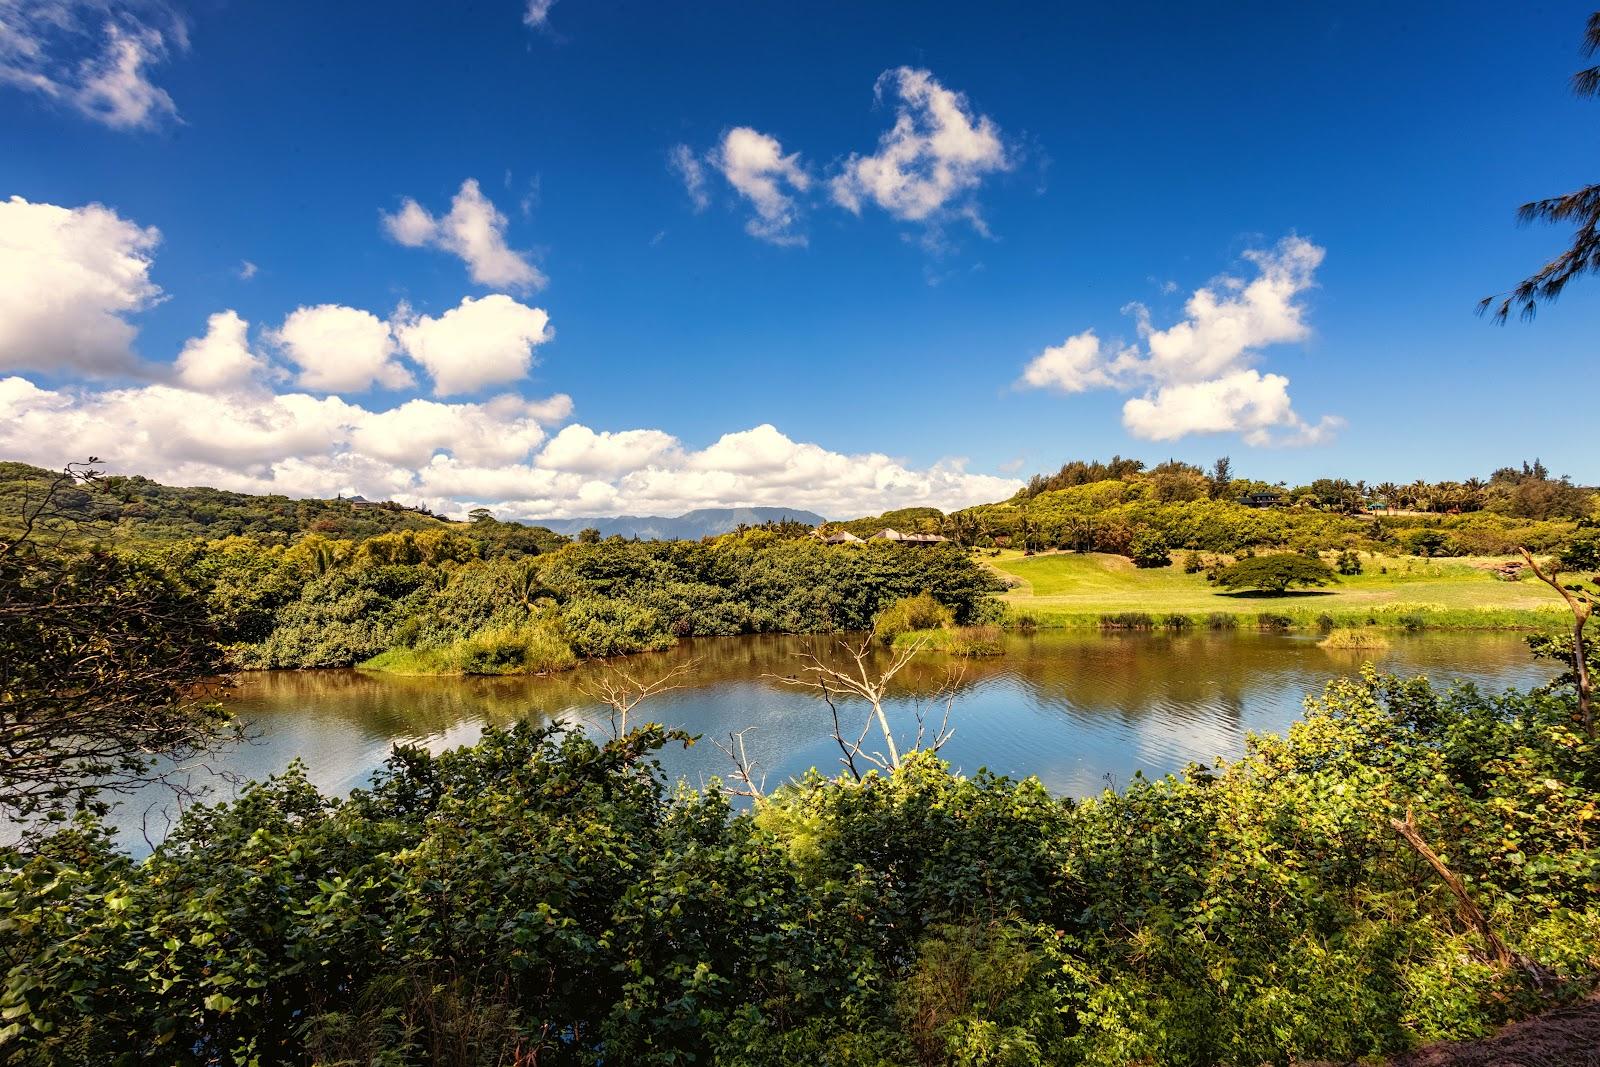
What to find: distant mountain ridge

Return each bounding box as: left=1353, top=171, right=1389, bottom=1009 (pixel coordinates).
left=526, top=507, right=826, bottom=541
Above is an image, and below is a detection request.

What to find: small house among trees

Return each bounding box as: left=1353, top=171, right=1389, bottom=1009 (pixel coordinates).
left=1240, top=491, right=1286, bottom=508
left=869, top=528, right=949, bottom=544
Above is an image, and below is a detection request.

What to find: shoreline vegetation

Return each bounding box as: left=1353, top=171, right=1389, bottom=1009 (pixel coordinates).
left=3, top=458, right=1593, bottom=679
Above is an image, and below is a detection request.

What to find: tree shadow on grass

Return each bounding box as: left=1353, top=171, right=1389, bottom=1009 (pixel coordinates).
left=1214, top=590, right=1338, bottom=599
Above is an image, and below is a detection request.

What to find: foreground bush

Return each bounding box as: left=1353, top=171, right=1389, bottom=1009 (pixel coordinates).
left=1, top=673, right=1596, bottom=1065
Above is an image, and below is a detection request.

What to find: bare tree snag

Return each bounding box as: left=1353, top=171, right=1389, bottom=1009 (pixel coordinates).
left=767, top=633, right=940, bottom=775
left=711, top=728, right=766, bottom=803
left=581, top=660, right=697, bottom=739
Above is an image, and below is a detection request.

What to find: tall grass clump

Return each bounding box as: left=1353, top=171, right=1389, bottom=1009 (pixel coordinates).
left=363, top=619, right=577, bottom=676
left=897, top=624, right=1006, bottom=657
left=1256, top=612, right=1293, bottom=632
left=1207, top=612, right=1239, bottom=630
left=874, top=593, right=956, bottom=643
left=1099, top=612, right=1156, bottom=630
left=1319, top=628, right=1391, bottom=650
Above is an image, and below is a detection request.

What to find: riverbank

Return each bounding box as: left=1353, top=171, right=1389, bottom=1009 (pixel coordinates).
left=986, top=550, right=1568, bottom=632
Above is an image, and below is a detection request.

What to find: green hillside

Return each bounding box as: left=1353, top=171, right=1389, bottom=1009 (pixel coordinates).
left=0, top=461, right=566, bottom=549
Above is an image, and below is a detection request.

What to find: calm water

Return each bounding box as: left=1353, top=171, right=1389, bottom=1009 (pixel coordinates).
left=101, top=630, right=1547, bottom=853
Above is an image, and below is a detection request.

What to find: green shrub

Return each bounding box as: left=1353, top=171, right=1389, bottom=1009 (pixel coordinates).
left=1558, top=535, right=1600, bottom=571
left=874, top=592, right=956, bottom=643
left=1405, top=530, right=1462, bottom=558
left=559, top=597, right=674, bottom=658
left=1257, top=612, right=1292, bottom=631
left=1099, top=612, right=1155, bottom=630
left=1128, top=528, right=1172, bottom=568
left=7, top=671, right=1595, bottom=1064
left=1207, top=612, right=1239, bottom=630
left=1337, top=548, right=1363, bottom=575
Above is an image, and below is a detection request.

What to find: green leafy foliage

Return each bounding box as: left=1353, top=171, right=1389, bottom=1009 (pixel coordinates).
left=1128, top=528, right=1172, bottom=568
left=121, top=527, right=1003, bottom=673
left=0, top=540, right=235, bottom=818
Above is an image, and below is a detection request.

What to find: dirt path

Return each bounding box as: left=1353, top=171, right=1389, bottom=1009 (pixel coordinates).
left=1384, top=994, right=1600, bottom=1066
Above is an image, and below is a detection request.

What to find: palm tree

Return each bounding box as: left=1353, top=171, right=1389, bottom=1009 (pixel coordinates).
left=1463, top=477, right=1488, bottom=511
left=1374, top=482, right=1401, bottom=513
left=1483, top=13, right=1600, bottom=321
left=510, top=562, right=555, bottom=612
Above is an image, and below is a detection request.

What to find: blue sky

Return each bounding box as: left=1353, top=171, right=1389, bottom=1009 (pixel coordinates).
left=1, top=0, right=1596, bottom=518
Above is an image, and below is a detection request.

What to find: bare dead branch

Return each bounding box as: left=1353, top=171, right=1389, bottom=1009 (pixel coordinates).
left=766, top=632, right=936, bottom=774
left=710, top=728, right=767, bottom=802
left=1390, top=805, right=1529, bottom=975
left=1520, top=547, right=1594, bottom=737
left=581, top=659, right=698, bottom=738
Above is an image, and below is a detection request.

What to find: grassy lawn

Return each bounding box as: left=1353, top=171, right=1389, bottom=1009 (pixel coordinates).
left=985, top=550, right=1569, bottom=631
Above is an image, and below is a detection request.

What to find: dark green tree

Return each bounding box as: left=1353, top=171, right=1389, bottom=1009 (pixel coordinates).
left=1128, top=528, right=1173, bottom=568
left=1213, top=553, right=1338, bottom=594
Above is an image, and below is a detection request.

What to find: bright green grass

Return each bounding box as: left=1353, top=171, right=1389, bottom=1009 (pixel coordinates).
left=986, top=550, right=1568, bottom=631
left=361, top=621, right=577, bottom=676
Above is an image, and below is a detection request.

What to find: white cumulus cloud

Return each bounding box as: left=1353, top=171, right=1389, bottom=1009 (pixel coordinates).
left=831, top=67, right=1008, bottom=227
left=0, top=0, right=185, bottom=129
left=1018, top=330, right=1139, bottom=394
left=173, top=310, right=264, bottom=391
left=1018, top=237, right=1339, bottom=446
left=382, top=178, right=546, bottom=292
left=0, top=195, right=163, bottom=377
left=393, top=294, right=551, bottom=397
left=267, top=304, right=413, bottom=393
left=536, top=424, right=680, bottom=477
left=1, top=371, right=1020, bottom=520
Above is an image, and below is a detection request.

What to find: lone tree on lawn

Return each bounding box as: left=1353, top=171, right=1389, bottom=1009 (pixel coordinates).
left=1214, top=553, right=1338, bottom=595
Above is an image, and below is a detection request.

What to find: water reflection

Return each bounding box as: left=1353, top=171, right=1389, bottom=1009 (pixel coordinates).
left=104, top=630, right=1547, bottom=854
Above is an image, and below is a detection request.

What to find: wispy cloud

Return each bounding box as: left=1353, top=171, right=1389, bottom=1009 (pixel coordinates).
left=522, top=0, right=556, bottom=29
left=0, top=0, right=187, bottom=129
